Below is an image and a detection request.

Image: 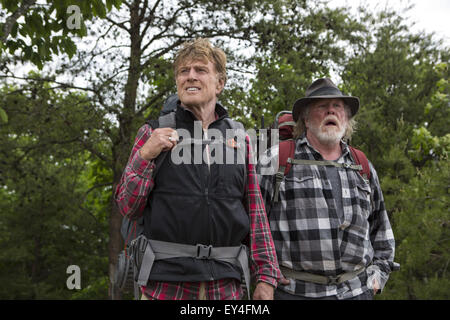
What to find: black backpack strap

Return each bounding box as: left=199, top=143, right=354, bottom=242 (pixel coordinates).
left=157, top=111, right=176, bottom=129
left=224, top=117, right=244, bottom=131
left=223, top=118, right=247, bottom=194
left=150, top=111, right=177, bottom=175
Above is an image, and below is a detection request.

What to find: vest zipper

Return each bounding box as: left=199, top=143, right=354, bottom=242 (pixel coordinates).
left=204, top=130, right=215, bottom=280
left=203, top=130, right=211, bottom=206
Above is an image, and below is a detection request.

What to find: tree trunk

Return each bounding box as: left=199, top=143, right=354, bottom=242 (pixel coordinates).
left=108, top=181, right=124, bottom=300
left=108, top=0, right=143, bottom=300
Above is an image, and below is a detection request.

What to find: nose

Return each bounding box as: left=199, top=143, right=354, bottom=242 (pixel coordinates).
left=187, top=68, right=198, bottom=81
left=325, top=103, right=336, bottom=114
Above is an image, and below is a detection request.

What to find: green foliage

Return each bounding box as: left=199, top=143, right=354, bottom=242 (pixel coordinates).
left=224, top=2, right=366, bottom=128
left=0, top=106, right=7, bottom=122
left=380, top=161, right=449, bottom=300
left=0, top=0, right=122, bottom=68
left=423, top=62, right=450, bottom=137
left=0, top=0, right=449, bottom=300
left=0, top=81, right=110, bottom=299
left=409, top=127, right=450, bottom=165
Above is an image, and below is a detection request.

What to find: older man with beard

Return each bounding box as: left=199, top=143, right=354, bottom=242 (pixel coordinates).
left=258, top=78, right=399, bottom=300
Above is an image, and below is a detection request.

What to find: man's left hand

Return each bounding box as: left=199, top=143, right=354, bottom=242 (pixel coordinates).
left=252, top=282, right=274, bottom=300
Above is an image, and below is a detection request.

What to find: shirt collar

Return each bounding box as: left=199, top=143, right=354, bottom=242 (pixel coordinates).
left=177, top=101, right=228, bottom=122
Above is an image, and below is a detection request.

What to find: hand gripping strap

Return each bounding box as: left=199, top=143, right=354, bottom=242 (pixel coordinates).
left=152, top=112, right=177, bottom=175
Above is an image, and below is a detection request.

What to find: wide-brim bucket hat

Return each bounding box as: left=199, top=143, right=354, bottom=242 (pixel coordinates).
left=292, top=78, right=360, bottom=122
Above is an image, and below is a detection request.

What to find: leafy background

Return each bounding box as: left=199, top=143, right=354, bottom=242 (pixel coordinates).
left=0, top=0, right=448, bottom=299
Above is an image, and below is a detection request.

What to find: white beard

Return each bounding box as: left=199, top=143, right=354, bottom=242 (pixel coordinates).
left=308, top=116, right=346, bottom=146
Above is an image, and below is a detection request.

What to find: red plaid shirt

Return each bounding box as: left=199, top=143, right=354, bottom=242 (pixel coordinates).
left=114, top=122, right=281, bottom=300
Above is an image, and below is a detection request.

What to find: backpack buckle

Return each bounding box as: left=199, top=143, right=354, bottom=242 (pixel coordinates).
left=327, top=275, right=340, bottom=285
left=196, top=244, right=212, bottom=259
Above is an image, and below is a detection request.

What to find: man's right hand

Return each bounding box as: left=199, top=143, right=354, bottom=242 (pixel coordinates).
left=139, top=128, right=179, bottom=161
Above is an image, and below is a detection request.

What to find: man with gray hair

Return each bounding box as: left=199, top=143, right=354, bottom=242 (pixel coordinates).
left=115, top=38, right=280, bottom=300
left=258, top=78, right=399, bottom=300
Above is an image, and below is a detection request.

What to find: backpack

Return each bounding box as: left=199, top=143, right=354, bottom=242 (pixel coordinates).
left=269, top=111, right=371, bottom=202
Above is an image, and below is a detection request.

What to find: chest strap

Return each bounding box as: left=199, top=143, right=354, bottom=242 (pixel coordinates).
left=280, top=265, right=366, bottom=285
left=130, top=235, right=251, bottom=299
left=287, top=158, right=363, bottom=170
left=273, top=158, right=363, bottom=203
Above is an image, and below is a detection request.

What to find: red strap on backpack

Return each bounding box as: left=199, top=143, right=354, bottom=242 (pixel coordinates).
left=349, top=146, right=371, bottom=180
left=277, top=114, right=295, bottom=140
left=278, top=140, right=296, bottom=175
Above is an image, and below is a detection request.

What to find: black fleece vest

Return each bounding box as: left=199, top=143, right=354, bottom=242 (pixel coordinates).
left=144, top=105, right=250, bottom=283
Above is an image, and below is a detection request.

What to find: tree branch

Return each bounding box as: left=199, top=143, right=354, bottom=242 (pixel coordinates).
left=135, top=90, right=167, bottom=117
left=1, top=0, right=37, bottom=42
left=140, top=0, right=163, bottom=37
left=0, top=74, right=98, bottom=94
left=105, top=16, right=130, bottom=33
left=85, top=182, right=113, bottom=195
left=77, top=137, right=111, bottom=164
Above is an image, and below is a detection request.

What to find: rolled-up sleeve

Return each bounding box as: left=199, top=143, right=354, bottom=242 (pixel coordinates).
left=245, top=136, right=281, bottom=288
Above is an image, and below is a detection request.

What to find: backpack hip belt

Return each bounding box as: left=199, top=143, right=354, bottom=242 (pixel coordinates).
left=280, top=265, right=366, bottom=285
left=131, top=235, right=251, bottom=299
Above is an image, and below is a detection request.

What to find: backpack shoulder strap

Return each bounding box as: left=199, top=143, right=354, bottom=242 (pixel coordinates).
left=145, top=110, right=176, bottom=129
left=223, top=117, right=247, bottom=193
left=273, top=139, right=295, bottom=202
left=224, top=117, right=245, bottom=131
left=157, top=111, right=176, bottom=129
left=349, top=146, right=371, bottom=180
left=279, top=140, right=296, bottom=175
left=150, top=111, right=177, bottom=174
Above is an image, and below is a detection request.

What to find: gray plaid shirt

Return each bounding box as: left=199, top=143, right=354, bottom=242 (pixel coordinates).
left=258, top=136, right=399, bottom=299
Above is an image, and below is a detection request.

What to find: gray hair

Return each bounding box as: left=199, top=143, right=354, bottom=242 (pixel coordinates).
left=293, top=103, right=357, bottom=141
